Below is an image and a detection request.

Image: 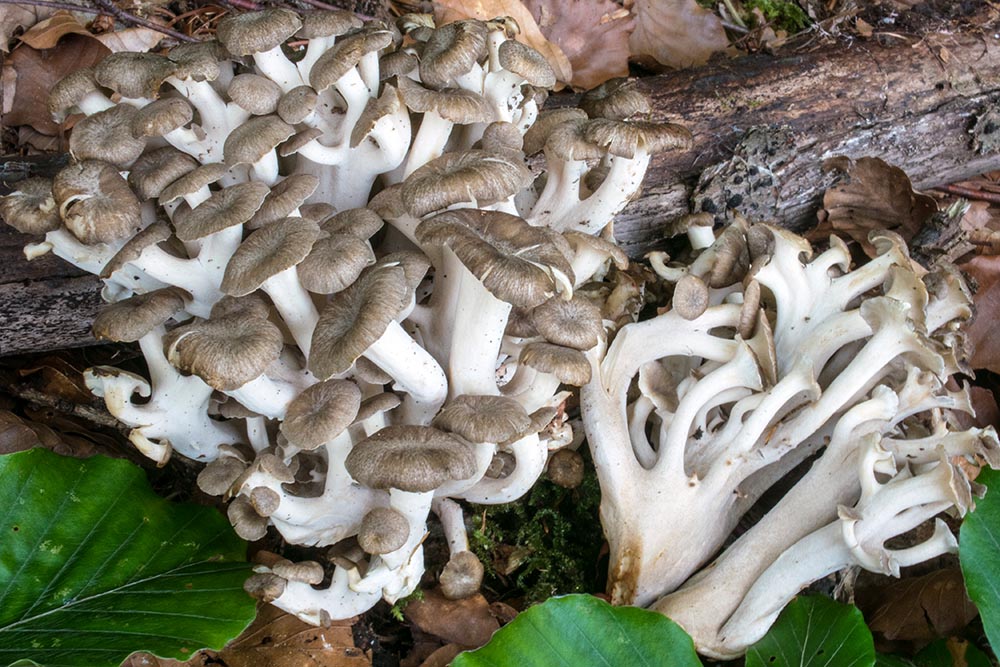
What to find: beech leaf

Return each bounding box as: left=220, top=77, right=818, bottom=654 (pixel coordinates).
left=629, top=0, right=729, bottom=70
left=746, top=596, right=875, bottom=667
left=0, top=448, right=255, bottom=667
left=858, top=569, right=978, bottom=643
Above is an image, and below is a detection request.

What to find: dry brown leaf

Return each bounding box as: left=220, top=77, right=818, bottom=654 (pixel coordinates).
left=817, top=156, right=937, bottom=256
left=96, top=26, right=166, bottom=53
left=418, top=643, right=465, bottom=667
left=0, top=4, right=56, bottom=52
left=404, top=588, right=500, bottom=647
left=17, top=126, right=62, bottom=153
left=521, top=0, right=631, bottom=90
left=0, top=409, right=60, bottom=454
left=858, top=569, right=978, bottom=643
left=434, top=0, right=573, bottom=85
left=629, top=0, right=729, bottom=70
left=18, top=11, right=90, bottom=49
left=5, top=35, right=110, bottom=135
left=19, top=356, right=97, bottom=403
left=960, top=254, right=1000, bottom=374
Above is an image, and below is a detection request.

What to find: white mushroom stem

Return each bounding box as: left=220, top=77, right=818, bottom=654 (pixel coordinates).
left=433, top=497, right=470, bottom=555
left=114, top=247, right=221, bottom=318
left=253, top=46, right=306, bottom=92
left=272, top=566, right=383, bottom=626
left=363, top=322, right=448, bottom=424
left=402, top=112, right=456, bottom=178
left=458, top=434, right=546, bottom=504
left=37, top=228, right=120, bottom=275
left=435, top=441, right=497, bottom=497
left=260, top=267, right=320, bottom=357
left=226, top=374, right=300, bottom=419
left=557, top=149, right=652, bottom=235
left=528, top=156, right=588, bottom=229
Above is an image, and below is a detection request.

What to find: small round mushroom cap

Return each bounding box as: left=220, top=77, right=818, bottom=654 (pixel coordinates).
left=249, top=486, right=281, bottom=517
left=298, top=9, right=362, bottom=38
left=546, top=448, right=585, bottom=488
left=216, top=9, right=302, bottom=56
left=228, top=73, right=283, bottom=115
left=354, top=391, right=401, bottom=422
left=249, top=174, right=320, bottom=229
left=277, top=128, right=323, bottom=157
left=310, top=28, right=394, bottom=92
left=131, top=98, right=193, bottom=138
left=379, top=50, right=418, bottom=80
left=544, top=118, right=605, bottom=161
left=416, top=209, right=574, bottom=308
left=308, top=265, right=409, bottom=379
left=173, top=181, right=270, bottom=241
left=480, top=121, right=523, bottom=155
left=419, top=20, right=488, bottom=90
left=504, top=306, right=538, bottom=338
left=583, top=118, right=693, bottom=159
left=95, top=52, right=175, bottom=99
left=531, top=295, right=603, bottom=350
left=280, top=379, right=362, bottom=450
left=345, top=425, right=477, bottom=492
left=272, top=560, right=325, bottom=584
left=157, top=162, right=229, bottom=205
left=401, top=150, right=531, bottom=218
left=52, top=160, right=141, bottom=245
left=48, top=67, right=101, bottom=122
left=672, top=274, right=709, bottom=320
left=522, top=108, right=589, bottom=156
left=358, top=507, right=410, bottom=555
left=228, top=495, right=269, bottom=541
left=498, top=39, right=556, bottom=87
left=92, top=287, right=188, bottom=342
left=168, top=40, right=230, bottom=82
left=375, top=251, right=432, bottom=292
left=221, top=217, right=320, bottom=296
left=126, top=149, right=196, bottom=201
left=70, top=105, right=146, bottom=166
left=396, top=76, right=497, bottom=124
left=210, top=293, right=272, bottom=321
left=440, top=551, right=484, bottom=600
left=101, top=221, right=174, bottom=279
left=350, top=84, right=403, bottom=149
left=197, top=456, right=247, bottom=496
left=0, top=177, right=59, bottom=235
left=244, top=572, right=286, bottom=602
left=277, top=85, right=319, bottom=124
left=520, top=342, right=592, bottom=386
left=397, top=12, right=435, bottom=36
left=322, top=207, right=384, bottom=239
left=580, top=78, right=651, bottom=120
left=224, top=115, right=296, bottom=167
left=298, top=232, right=376, bottom=294
left=433, top=394, right=531, bottom=443
left=165, top=315, right=284, bottom=391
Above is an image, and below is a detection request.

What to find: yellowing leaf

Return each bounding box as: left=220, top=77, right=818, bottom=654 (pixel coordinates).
left=0, top=4, right=55, bottom=52
left=522, top=0, right=632, bottom=90
left=18, top=11, right=90, bottom=49
left=434, top=0, right=573, bottom=85
left=629, top=0, right=729, bottom=70
left=96, top=25, right=166, bottom=53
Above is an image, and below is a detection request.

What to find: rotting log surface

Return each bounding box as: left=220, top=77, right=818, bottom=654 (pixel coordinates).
left=2, top=27, right=1000, bottom=354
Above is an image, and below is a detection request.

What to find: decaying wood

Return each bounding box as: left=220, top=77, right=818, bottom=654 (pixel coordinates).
left=2, top=25, right=1000, bottom=354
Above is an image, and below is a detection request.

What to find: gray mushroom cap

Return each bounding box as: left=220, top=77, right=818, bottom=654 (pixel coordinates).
left=280, top=379, right=362, bottom=450
left=228, top=74, right=283, bottom=115
left=439, top=550, right=484, bottom=600
left=401, top=150, right=531, bottom=218
left=94, top=52, right=175, bottom=99
left=345, top=425, right=477, bottom=492
left=531, top=295, right=604, bottom=350
left=397, top=76, right=497, bottom=124
left=222, top=217, right=320, bottom=296
left=164, top=314, right=284, bottom=391
left=297, top=232, right=376, bottom=294
left=310, top=28, right=394, bottom=92
left=583, top=118, right=694, bottom=159
left=520, top=342, right=592, bottom=386
left=416, top=209, right=574, bottom=308
left=168, top=40, right=230, bottom=82
left=223, top=115, right=296, bottom=167
left=69, top=105, right=146, bottom=166
left=433, top=394, right=531, bottom=443
left=298, top=9, right=363, bottom=38
left=131, top=98, right=194, bottom=139
left=52, top=160, right=142, bottom=245
left=498, top=39, right=556, bottom=88
left=92, top=286, right=188, bottom=342
left=672, top=274, right=710, bottom=320
left=522, top=108, right=588, bottom=156
left=157, top=162, right=228, bottom=205
left=48, top=67, right=101, bottom=122
left=228, top=495, right=269, bottom=541
left=358, top=507, right=410, bottom=555
left=173, top=181, right=270, bottom=241
left=580, top=78, right=651, bottom=120
left=216, top=9, right=302, bottom=56
left=249, top=174, right=320, bottom=229
left=100, top=221, right=173, bottom=279
left=0, top=177, right=60, bottom=235
left=419, top=20, right=487, bottom=89
left=277, top=85, right=319, bottom=124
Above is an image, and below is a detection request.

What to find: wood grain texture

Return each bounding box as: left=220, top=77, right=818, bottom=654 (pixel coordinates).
left=2, top=28, right=1000, bottom=354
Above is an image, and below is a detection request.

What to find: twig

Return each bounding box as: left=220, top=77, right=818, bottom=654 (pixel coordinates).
left=935, top=183, right=1000, bottom=205
left=7, top=385, right=126, bottom=432
left=89, top=0, right=199, bottom=42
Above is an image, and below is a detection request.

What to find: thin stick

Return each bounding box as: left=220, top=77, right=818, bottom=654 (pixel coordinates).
left=213, top=0, right=262, bottom=12
left=89, top=0, right=199, bottom=42
left=935, top=183, right=1000, bottom=205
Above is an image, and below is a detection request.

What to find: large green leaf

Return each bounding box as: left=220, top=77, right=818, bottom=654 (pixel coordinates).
left=0, top=448, right=255, bottom=667
left=913, top=639, right=992, bottom=667
left=960, top=467, right=1000, bottom=650
left=452, top=594, right=702, bottom=667
left=746, top=596, right=875, bottom=667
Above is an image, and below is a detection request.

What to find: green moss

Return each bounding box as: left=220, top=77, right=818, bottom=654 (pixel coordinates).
left=745, top=0, right=810, bottom=32
left=390, top=588, right=425, bottom=622
left=469, top=461, right=604, bottom=605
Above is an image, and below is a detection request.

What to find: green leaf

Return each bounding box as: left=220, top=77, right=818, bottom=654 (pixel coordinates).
left=746, top=596, right=875, bottom=667
left=960, top=467, right=1000, bottom=651
left=0, top=448, right=255, bottom=667
left=451, top=594, right=702, bottom=667
left=913, top=639, right=992, bottom=667
left=876, top=655, right=915, bottom=667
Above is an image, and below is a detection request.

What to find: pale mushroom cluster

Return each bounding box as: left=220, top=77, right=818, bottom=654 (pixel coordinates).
left=1, top=7, right=993, bottom=654
left=0, top=11, right=690, bottom=623
left=583, top=219, right=998, bottom=657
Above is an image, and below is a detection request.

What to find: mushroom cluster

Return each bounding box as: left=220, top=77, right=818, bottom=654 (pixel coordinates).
left=582, top=219, right=998, bottom=656
left=0, top=10, right=691, bottom=623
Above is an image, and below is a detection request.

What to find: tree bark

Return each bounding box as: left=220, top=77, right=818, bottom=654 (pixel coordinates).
left=2, top=26, right=999, bottom=354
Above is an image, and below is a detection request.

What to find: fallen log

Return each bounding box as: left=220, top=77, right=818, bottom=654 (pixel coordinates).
left=2, top=24, right=999, bottom=354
